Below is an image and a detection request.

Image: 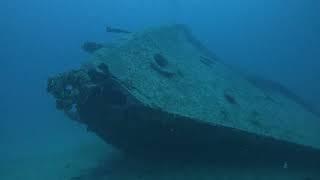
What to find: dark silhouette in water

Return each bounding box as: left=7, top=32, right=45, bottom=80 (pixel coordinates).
left=106, top=26, right=131, bottom=34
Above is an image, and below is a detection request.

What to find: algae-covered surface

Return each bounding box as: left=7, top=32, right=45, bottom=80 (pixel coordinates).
left=87, top=25, right=320, bottom=150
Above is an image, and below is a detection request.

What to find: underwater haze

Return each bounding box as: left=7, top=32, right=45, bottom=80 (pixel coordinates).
left=1, top=0, right=320, bottom=179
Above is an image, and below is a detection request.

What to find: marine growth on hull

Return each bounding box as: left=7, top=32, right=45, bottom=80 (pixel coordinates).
left=47, top=25, right=320, bottom=164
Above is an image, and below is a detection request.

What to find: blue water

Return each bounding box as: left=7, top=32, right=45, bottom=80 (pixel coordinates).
left=1, top=0, right=320, bottom=179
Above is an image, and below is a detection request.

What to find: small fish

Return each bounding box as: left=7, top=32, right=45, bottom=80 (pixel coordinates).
left=81, top=41, right=104, bottom=54
left=283, top=161, right=288, bottom=169
left=106, top=26, right=131, bottom=34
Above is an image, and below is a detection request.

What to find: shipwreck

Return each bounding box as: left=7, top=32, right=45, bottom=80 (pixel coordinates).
left=47, top=25, right=320, bottom=163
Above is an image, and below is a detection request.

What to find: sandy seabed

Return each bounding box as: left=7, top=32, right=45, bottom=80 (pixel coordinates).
left=0, top=116, right=319, bottom=180
left=1, top=134, right=319, bottom=180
